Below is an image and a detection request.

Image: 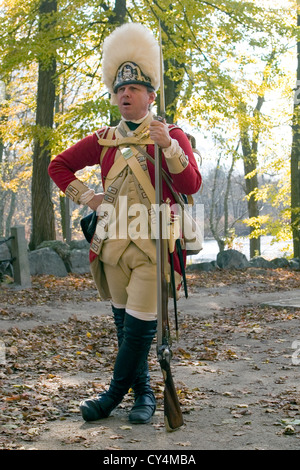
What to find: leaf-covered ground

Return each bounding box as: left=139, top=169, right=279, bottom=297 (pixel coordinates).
left=186, top=267, right=300, bottom=292
left=1, top=269, right=300, bottom=450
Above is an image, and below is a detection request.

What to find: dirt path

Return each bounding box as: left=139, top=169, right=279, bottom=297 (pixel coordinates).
left=1, top=269, right=300, bottom=453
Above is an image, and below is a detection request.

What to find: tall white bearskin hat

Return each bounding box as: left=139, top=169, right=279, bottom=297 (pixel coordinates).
left=102, top=23, right=160, bottom=103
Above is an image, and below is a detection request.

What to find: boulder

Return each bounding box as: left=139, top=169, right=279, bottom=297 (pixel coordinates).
left=29, top=247, right=68, bottom=277
left=0, top=241, right=13, bottom=278
left=36, top=240, right=71, bottom=271
left=69, top=239, right=90, bottom=250
left=289, top=258, right=300, bottom=270
left=69, top=249, right=90, bottom=274
left=270, top=257, right=290, bottom=268
left=186, top=261, right=217, bottom=272
left=0, top=241, right=11, bottom=261
left=250, top=256, right=273, bottom=268
left=217, top=249, right=249, bottom=269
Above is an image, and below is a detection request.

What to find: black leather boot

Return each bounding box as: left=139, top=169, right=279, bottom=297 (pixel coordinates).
left=80, top=313, right=157, bottom=422
left=111, top=306, right=156, bottom=424
left=128, top=391, right=156, bottom=424
left=112, top=305, right=125, bottom=348
left=128, top=356, right=156, bottom=424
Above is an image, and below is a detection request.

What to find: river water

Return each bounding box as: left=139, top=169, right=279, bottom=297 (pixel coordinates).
left=190, top=236, right=293, bottom=263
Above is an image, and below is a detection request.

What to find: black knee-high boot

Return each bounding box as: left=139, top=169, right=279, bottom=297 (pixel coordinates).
left=112, top=305, right=125, bottom=348
left=111, top=306, right=156, bottom=424
left=80, top=313, right=157, bottom=422
left=112, top=306, right=152, bottom=395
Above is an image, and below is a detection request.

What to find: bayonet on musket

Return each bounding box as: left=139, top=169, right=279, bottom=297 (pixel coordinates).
left=155, top=20, right=184, bottom=432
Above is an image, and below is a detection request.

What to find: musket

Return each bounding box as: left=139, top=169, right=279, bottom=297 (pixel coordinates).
left=155, top=21, right=184, bottom=432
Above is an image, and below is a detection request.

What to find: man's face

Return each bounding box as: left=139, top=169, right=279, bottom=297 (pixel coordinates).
left=116, top=84, right=156, bottom=121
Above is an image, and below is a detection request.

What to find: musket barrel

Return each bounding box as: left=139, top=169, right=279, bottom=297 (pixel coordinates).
left=155, top=141, right=163, bottom=348
left=154, top=20, right=184, bottom=432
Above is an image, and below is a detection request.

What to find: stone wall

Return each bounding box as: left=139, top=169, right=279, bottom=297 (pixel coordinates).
left=187, top=249, right=298, bottom=273
left=2, top=239, right=299, bottom=281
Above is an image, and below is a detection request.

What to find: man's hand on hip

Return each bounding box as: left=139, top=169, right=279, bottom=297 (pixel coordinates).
left=88, top=193, right=105, bottom=211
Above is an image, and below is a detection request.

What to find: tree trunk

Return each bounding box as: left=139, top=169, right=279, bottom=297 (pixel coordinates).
left=238, top=102, right=261, bottom=258
left=209, top=154, right=236, bottom=252
left=291, top=11, right=300, bottom=259
left=240, top=138, right=261, bottom=258
left=29, top=0, right=57, bottom=250
left=209, top=156, right=223, bottom=250
left=5, top=191, right=16, bottom=238
left=164, top=58, right=182, bottom=124
left=112, top=0, right=126, bottom=24
left=109, top=0, right=127, bottom=127
left=158, top=20, right=184, bottom=124
left=0, top=83, right=7, bottom=237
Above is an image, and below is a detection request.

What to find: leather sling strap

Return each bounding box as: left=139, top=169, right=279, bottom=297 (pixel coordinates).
left=116, top=125, right=192, bottom=208
left=103, top=155, right=127, bottom=192
left=123, top=148, right=156, bottom=204
left=97, top=135, right=154, bottom=147
left=97, top=125, right=190, bottom=207
left=96, top=127, right=116, bottom=165
left=100, top=125, right=156, bottom=203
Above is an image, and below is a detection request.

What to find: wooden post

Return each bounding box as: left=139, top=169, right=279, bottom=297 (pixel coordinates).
left=10, top=226, right=31, bottom=288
